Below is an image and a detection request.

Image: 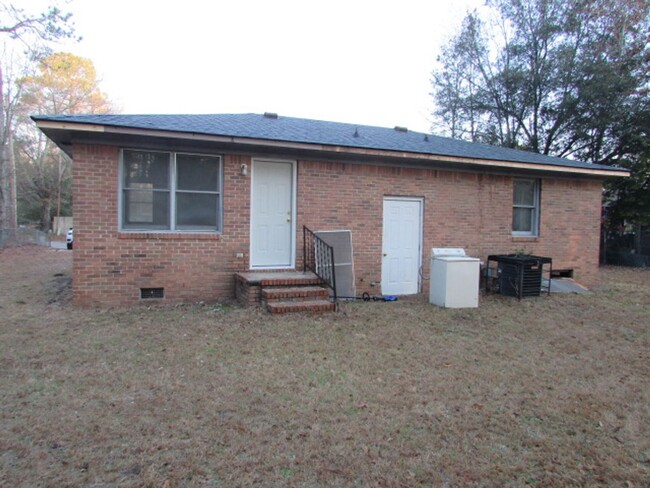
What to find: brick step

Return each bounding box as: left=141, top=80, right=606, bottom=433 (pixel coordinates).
left=235, top=272, right=323, bottom=287
left=262, top=286, right=329, bottom=302
left=267, top=299, right=336, bottom=314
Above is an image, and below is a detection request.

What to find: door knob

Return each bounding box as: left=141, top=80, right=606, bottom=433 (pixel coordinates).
left=383, top=253, right=387, bottom=257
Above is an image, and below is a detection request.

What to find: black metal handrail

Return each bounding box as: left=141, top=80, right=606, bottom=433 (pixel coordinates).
left=303, top=226, right=337, bottom=302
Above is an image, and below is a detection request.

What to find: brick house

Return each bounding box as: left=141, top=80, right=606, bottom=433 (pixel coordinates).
left=32, top=113, right=627, bottom=307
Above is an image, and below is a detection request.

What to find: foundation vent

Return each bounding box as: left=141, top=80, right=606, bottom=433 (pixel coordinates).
left=140, top=287, right=164, bottom=299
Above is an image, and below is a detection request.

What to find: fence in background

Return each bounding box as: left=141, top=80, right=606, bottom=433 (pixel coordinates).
left=605, top=251, right=650, bottom=268
left=0, top=228, right=51, bottom=248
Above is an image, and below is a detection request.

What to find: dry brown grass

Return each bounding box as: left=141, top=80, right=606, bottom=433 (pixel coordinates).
left=1, top=245, right=648, bottom=487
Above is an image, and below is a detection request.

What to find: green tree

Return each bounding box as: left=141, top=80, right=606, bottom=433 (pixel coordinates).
left=431, top=0, right=650, bottom=249
left=601, top=104, right=650, bottom=253
left=0, top=1, right=76, bottom=234
left=16, top=52, right=112, bottom=230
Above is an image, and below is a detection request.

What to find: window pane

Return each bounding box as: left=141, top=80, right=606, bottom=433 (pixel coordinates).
left=123, top=190, right=170, bottom=228
left=513, top=179, right=535, bottom=206
left=176, top=193, right=219, bottom=229
left=123, top=150, right=169, bottom=190
left=512, top=208, right=533, bottom=232
left=176, top=154, right=220, bottom=192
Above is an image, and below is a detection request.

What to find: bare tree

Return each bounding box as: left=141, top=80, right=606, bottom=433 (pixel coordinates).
left=16, top=52, right=112, bottom=230
left=0, top=2, right=76, bottom=235
left=431, top=0, right=650, bottom=163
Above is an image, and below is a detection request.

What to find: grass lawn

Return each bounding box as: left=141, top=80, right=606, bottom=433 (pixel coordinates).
left=0, top=245, right=648, bottom=487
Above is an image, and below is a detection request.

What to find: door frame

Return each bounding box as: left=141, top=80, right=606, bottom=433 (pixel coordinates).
left=381, top=196, right=424, bottom=295
left=249, top=158, right=297, bottom=269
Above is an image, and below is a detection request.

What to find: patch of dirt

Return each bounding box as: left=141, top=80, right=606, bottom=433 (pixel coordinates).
left=47, top=274, right=72, bottom=305
left=0, top=246, right=648, bottom=487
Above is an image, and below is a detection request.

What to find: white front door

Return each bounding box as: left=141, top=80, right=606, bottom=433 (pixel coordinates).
left=381, top=198, right=423, bottom=295
left=251, top=160, right=295, bottom=268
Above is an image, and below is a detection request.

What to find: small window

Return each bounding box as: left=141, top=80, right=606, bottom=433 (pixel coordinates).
left=512, top=179, right=540, bottom=236
left=121, top=150, right=222, bottom=232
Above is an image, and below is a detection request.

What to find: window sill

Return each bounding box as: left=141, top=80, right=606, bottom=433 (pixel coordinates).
left=511, top=235, right=539, bottom=243
left=118, top=232, right=221, bottom=241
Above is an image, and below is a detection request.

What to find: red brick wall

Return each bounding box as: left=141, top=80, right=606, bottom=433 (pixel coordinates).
left=297, top=160, right=603, bottom=293
left=71, top=145, right=604, bottom=306
left=71, top=145, right=251, bottom=306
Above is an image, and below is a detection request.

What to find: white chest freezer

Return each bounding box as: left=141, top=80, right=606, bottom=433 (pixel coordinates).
left=429, top=248, right=480, bottom=308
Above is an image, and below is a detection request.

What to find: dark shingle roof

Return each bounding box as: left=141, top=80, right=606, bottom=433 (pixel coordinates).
left=31, top=112, right=626, bottom=173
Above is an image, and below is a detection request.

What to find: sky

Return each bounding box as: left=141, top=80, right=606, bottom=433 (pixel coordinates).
left=22, top=0, right=485, bottom=133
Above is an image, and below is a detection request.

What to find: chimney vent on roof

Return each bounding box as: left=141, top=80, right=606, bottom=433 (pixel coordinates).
left=394, top=126, right=408, bottom=133
left=353, top=128, right=360, bottom=138
left=263, top=112, right=278, bottom=119
left=424, top=134, right=429, bottom=142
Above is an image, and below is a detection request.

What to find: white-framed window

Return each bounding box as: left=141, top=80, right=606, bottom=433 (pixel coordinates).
left=512, top=178, right=540, bottom=236
left=120, top=149, right=222, bottom=232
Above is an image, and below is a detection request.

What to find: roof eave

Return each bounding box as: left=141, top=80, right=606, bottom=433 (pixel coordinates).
left=34, top=119, right=630, bottom=178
